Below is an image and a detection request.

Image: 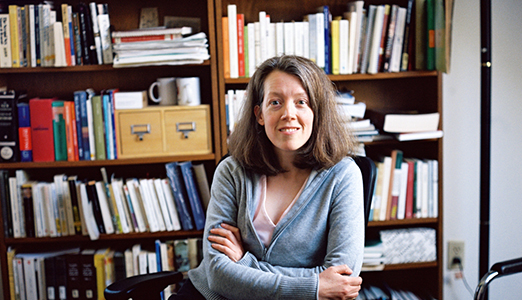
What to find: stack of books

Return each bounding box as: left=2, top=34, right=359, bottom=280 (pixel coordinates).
left=336, top=91, right=379, bottom=142
left=111, top=27, right=210, bottom=67
left=362, top=239, right=385, bottom=271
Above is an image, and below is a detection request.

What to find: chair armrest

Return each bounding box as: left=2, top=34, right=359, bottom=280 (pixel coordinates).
left=104, top=271, right=183, bottom=300
left=491, top=257, right=522, bottom=276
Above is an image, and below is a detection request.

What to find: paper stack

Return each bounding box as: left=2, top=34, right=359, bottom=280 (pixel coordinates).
left=111, top=27, right=210, bottom=68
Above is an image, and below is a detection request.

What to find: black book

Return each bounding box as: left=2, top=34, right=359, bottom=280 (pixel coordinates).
left=67, top=176, right=83, bottom=235
left=0, top=90, right=27, bottom=162
left=66, top=253, right=81, bottom=300
left=80, top=249, right=97, bottom=300
left=55, top=255, right=68, bottom=300
left=78, top=3, right=98, bottom=65
left=86, top=180, right=105, bottom=234
left=44, top=256, right=57, bottom=300
left=21, top=182, right=35, bottom=238
left=0, top=170, right=13, bottom=238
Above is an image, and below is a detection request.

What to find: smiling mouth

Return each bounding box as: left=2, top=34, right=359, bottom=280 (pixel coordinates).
left=280, top=128, right=299, bottom=132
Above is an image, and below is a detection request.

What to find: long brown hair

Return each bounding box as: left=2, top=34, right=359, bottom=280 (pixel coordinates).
left=228, top=55, right=357, bottom=176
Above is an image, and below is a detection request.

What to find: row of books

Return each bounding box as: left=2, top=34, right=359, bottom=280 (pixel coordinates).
left=0, top=160, right=210, bottom=239
left=223, top=0, right=452, bottom=78
left=1, top=88, right=142, bottom=163
left=7, top=239, right=202, bottom=300
left=370, top=150, right=439, bottom=222
left=1, top=2, right=113, bottom=68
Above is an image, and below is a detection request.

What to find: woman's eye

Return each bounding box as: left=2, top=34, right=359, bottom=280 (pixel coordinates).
left=297, top=99, right=308, bottom=105
left=269, top=100, right=280, bottom=106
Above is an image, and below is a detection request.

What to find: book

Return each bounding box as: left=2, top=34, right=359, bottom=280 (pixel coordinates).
left=0, top=14, right=12, bottom=68
left=401, top=0, right=415, bottom=71
left=178, top=161, right=206, bottom=230
left=415, top=0, right=427, bottom=70
left=0, top=90, right=26, bottom=162
left=91, top=95, right=107, bottom=160
left=346, top=1, right=365, bottom=73
left=67, top=176, right=83, bottom=235
left=165, top=162, right=194, bottom=231
left=8, top=5, right=21, bottom=67
left=153, top=178, right=175, bottom=231
left=61, top=4, right=72, bottom=66
left=192, top=163, right=210, bottom=211
left=63, top=101, right=79, bottom=161
left=97, top=3, right=113, bottom=64
left=389, top=7, right=407, bottom=73
left=52, top=22, right=67, bottom=67
left=222, top=17, right=230, bottom=78
left=103, top=89, right=118, bottom=160
left=85, top=89, right=96, bottom=160
left=386, top=150, right=403, bottom=220
left=125, top=179, right=148, bottom=232
left=367, top=5, right=385, bottom=74
left=95, top=181, right=115, bottom=234
left=89, top=2, right=103, bottom=64
left=113, top=91, right=147, bottom=110
left=0, top=170, right=13, bottom=238
left=426, top=0, right=435, bottom=70
left=237, top=13, right=245, bottom=77
left=395, top=129, right=443, bottom=141
left=227, top=5, right=238, bottom=78
left=330, top=19, right=339, bottom=75
left=367, top=110, right=440, bottom=133
left=94, top=248, right=110, bottom=300
left=52, top=101, right=68, bottom=161
left=21, top=181, right=36, bottom=237
left=66, top=253, right=81, bottom=299
left=79, top=183, right=100, bottom=240
left=434, top=0, right=446, bottom=72
left=29, top=98, right=55, bottom=161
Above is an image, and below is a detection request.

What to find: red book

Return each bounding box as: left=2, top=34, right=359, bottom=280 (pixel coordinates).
left=222, top=17, right=230, bottom=78
left=237, top=14, right=245, bottom=77
left=112, top=34, right=182, bottom=43
left=29, top=98, right=55, bottom=162
left=404, top=159, right=416, bottom=219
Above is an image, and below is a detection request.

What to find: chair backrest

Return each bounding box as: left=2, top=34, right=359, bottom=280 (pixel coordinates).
left=353, top=156, right=377, bottom=229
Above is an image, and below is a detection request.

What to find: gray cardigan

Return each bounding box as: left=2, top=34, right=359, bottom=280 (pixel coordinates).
left=188, top=156, right=364, bottom=300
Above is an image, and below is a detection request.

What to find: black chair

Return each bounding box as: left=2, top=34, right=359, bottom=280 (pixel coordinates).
left=473, top=257, right=522, bottom=300
left=105, top=155, right=377, bottom=300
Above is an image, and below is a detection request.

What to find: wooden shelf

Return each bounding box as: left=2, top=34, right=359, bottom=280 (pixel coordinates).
left=0, top=60, right=211, bottom=74
left=383, top=261, right=438, bottom=271
left=368, top=218, right=438, bottom=228
left=0, top=153, right=216, bottom=170
left=4, top=230, right=204, bottom=245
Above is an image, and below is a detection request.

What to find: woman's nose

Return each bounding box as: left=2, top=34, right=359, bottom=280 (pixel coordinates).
left=281, top=102, right=297, bottom=119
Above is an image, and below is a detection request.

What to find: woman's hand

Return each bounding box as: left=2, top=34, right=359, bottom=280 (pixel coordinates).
left=208, top=223, right=244, bottom=262
left=318, top=265, right=362, bottom=300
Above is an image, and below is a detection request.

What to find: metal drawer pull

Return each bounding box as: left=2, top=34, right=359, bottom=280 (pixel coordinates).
left=177, top=122, right=196, bottom=139
left=131, top=124, right=151, bottom=141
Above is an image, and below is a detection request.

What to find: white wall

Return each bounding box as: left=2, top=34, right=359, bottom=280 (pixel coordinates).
left=443, top=0, right=522, bottom=299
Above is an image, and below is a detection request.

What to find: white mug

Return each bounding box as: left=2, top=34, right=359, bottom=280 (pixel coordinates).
left=149, top=77, right=177, bottom=106
left=176, top=77, right=201, bottom=106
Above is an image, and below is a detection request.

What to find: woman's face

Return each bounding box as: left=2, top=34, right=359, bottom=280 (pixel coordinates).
left=255, top=70, right=314, bottom=156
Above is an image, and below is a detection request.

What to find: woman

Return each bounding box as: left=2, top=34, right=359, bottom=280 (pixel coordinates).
left=174, top=55, right=364, bottom=300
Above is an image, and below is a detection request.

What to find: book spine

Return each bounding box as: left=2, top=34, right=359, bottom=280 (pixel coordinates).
left=89, top=2, right=103, bottom=64
left=237, top=14, right=245, bottom=78
left=61, top=4, right=72, bottom=66
left=21, top=183, right=35, bottom=237
left=322, top=6, right=331, bottom=74
left=222, top=17, right=230, bottom=78
left=0, top=14, right=13, bottom=68
left=227, top=5, right=238, bottom=78
left=67, top=5, right=76, bottom=66
left=91, top=95, right=106, bottom=160
left=67, top=178, right=83, bottom=234
left=17, top=104, right=33, bottom=165
left=30, top=99, right=55, bottom=162
left=243, top=25, right=249, bottom=77
left=66, top=253, right=81, bottom=299
left=63, top=101, right=76, bottom=161
left=98, top=4, right=113, bottom=64
left=0, top=96, right=19, bottom=162
left=401, top=0, right=415, bottom=71
left=179, top=161, right=206, bottom=230
left=86, top=181, right=105, bottom=234
left=78, top=4, right=91, bottom=65
left=52, top=101, right=68, bottom=161
left=165, top=162, right=194, bottom=230
left=426, top=0, right=435, bottom=70
left=73, top=92, right=84, bottom=160
left=73, top=12, right=82, bottom=65
left=331, top=19, right=340, bottom=75
left=0, top=170, right=13, bottom=238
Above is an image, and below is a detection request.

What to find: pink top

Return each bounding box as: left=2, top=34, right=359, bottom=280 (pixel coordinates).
left=252, top=175, right=307, bottom=247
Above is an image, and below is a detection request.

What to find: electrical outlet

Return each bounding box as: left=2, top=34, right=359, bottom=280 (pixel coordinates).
left=448, top=240, right=465, bottom=270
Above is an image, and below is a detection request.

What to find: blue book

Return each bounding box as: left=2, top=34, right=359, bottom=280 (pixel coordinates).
left=17, top=102, right=33, bottom=162
left=178, top=161, right=206, bottom=231
left=165, top=162, right=194, bottom=231
left=102, top=92, right=113, bottom=160
left=74, top=90, right=90, bottom=160
left=73, top=92, right=84, bottom=160
left=108, top=89, right=118, bottom=159
left=322, top=5, right=331, bottom=74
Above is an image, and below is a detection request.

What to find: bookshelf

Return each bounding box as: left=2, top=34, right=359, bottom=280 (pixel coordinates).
left=0, top=0, right=218, bottom=299
left=215, top=0, right=443, bottom=299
